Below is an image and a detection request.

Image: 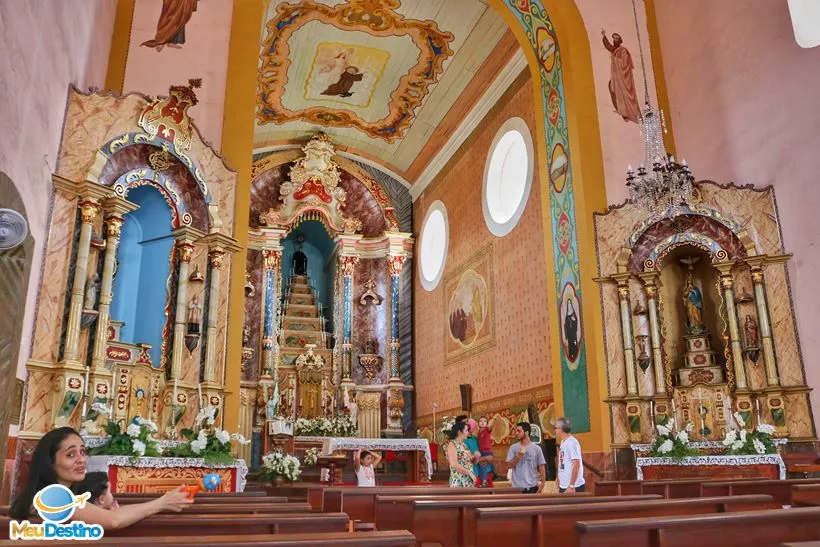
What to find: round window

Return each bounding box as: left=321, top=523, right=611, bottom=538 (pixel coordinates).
left=418, top=200, right=448, bottom=291
left=483, top=117, right=534, bottom=236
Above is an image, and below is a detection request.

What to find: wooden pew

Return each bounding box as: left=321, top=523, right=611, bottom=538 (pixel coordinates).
left=118, top=495, right=288, bottom=505
left=0, top=530, right=417, bottom=546
left=594, top=477, right=763, bottom=498
left=116, top=490, right=267, bottom=497
left=793, top=485, right=820, bottom=507
left=576, top=507, right=820, bottom=547
left=701, top=478, right=820, bottom=506
left=376, top=494, right=659, bottom=547
left=268, top=483, right=326, bottom=509
left=0, top=513, right=349, bottom=539
left=322, top=486, right=513, bottom=523
left=0, top=501, right=311, bottom=517
left=474, top=495, right=775, bottom=547
left=780, top=543, right=820, bottom=547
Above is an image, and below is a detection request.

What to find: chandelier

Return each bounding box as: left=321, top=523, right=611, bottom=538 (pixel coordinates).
left=625, top=0, right=695, bottom=220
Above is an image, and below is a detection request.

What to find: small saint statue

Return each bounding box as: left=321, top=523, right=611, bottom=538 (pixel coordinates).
left=266, top=384, right=279, bottom=420
left=293, top=236, right=308, bottom=276
left=187, top=294, right=202, bottom=334
left=84, top=273, right=99, bottom=310
left=343, top=385, right=358, bottom=426
left=680, top=257, right=705, bottom=335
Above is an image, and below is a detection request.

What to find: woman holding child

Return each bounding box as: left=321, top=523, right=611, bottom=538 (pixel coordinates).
left=446, top=421, right=478, bottom=487
left=10, top=427, right=192, bottom=527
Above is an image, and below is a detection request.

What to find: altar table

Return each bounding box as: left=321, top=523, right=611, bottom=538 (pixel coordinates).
left=320, top=437, right=433, bottom=482
left=636, top=454, right=786, bottom=481
left=87, top=456, right=248, bottom=493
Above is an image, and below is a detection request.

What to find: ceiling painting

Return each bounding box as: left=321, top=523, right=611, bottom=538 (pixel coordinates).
left=257, top=0, right=454, bottom=143
left=254, top=0, right=513, bottom=178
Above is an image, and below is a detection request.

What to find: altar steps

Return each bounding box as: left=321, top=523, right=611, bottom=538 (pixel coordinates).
left=278, top=271, right=331, bottom=368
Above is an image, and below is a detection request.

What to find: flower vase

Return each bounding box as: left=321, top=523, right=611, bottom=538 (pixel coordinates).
left=272, top=475, right=286, bottom=488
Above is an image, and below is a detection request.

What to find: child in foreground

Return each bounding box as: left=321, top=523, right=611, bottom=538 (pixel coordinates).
left=354, top=448, right=382, bottom=487
left=71, top=471, right=119, bottom=510
left=476, top=416, right=495, bottom=487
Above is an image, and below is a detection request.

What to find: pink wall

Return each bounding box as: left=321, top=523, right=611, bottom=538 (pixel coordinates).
left=574, top=0, right=660, bottom=205
left=653, top=0, right=820, bottom=426
left=0, top=0, right=117, bottom=392
left=123, top=0, right=233, bottom=150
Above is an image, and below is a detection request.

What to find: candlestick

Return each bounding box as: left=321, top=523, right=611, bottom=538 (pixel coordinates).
left=173, top=377, right=178, bottom=401
left=755, top=398, right=761, bottom=424
left=670, top=398, right=678, bottom=430
left=81, top=367, right=90, bottom=426
left=197, top=383, right=203, bottom=407
left=649, top=400, right=655, bottom=430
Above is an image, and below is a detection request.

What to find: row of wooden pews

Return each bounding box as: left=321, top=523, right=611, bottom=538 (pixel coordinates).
left=3, top=475, right=820, bottom=545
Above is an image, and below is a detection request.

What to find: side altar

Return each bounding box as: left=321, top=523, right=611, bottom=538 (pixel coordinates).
left=594, top=181, right=817, bottom=478
left=87, top=455, right=248, bottom=493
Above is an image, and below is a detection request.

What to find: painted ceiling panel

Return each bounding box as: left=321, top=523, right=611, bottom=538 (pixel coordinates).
left=254, top=0, right=509, bottom=177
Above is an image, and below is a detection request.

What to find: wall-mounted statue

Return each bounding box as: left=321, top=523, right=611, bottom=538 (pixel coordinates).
left=343, top=385, right=358, bottom=426
left=84, top=273, right=99, bottom=310
left=680, top=257, right=706, bottom=335
left=187, top=294, right=202, bottom=335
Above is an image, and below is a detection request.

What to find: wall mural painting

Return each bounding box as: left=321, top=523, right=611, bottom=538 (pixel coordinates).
left=445, top=246, right=495, bottom=364
left=601, top=30, right=641, bottom=123
left=257, top=0, right=454, bottom=143
left=503, top=0, right=590, bottom=431
left=142, top=0, right=200, bottom=52
left=309, top=42, right=389, bottom=106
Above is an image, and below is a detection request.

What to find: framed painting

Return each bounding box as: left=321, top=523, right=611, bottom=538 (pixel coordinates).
left=445, top=245, right=495, bottom=364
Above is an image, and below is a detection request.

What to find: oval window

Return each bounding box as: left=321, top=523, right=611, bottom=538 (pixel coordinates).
left=483, top=118, right=534, bottom=236
left=418, top=200, right=448, bottom=291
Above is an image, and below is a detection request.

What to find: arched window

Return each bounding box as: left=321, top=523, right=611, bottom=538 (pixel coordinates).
left=418, top=200, right=448, bottom=291
left=483, top=117, right=534, bottom=237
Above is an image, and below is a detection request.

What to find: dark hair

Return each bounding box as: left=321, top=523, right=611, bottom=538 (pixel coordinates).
left=516, top=422, right=531, bottom=434
left=448, top=421, right=469, bottom=440
left=71, top=471, right=109, bottom=504
left=454, top=415, right=468, bottom=423
left=10, top=427, right=83, bottom=519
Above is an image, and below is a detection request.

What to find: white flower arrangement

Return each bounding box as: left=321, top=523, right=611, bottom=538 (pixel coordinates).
left=721, top=412, right=777, bottom=455
left=90, top=416, right=161, bottom=460
left=166, top=405, right=248, bottom=464
left=302, top=447, right=320, bottom=467
left=259, top=450, right=302, bottom=482
left=294, top=416, right=356, bottom=437
left=649, top=421, right=699, bottom=459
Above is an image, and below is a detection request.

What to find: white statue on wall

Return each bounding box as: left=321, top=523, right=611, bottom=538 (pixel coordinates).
left=84, top=273, right=99, bottom=310
left=343, top=385, right=358, bottom=426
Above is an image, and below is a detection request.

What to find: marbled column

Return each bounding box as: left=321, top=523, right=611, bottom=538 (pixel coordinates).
left=204, top=249, right=225, bottom=383
left=615, top=275, right=639, bottom=397
left=261, top=248, right=281, bottom=378
left=64, top=198, right=102, bottom=363
left=639, top=274, right=666, bottom=396
left=171, top=240, right=195, bottom=380
left=338, top=255, right=359, bottom=379
left=715, top=262, right=748, bottom=390
left=387, top=255, right=406, bottom=379
left=749, top=263, right=780, bottom=387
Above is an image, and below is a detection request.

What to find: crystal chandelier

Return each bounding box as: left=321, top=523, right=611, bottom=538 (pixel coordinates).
left=625, top=0, right=695, bottom=220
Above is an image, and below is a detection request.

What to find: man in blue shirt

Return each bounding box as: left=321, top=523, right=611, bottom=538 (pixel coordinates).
left=506, top=422, right=546, bottom=493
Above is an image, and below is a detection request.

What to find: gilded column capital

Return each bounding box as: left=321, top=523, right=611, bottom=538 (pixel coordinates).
left=387, top=254, right=406, bottom=277
left=209, top=249, right=226, bottom=270
left=617, top=285, right=630, bottom=300
left=644, top=285, right=657, bottom=299
left=105, top=215, right=124, bottom=240
left=720, top=274, right=735, bottom=290
left=177, top=242, right=195, bottom=263
left=751, top=269, right=765, bottom=284
left=262, top=248, right=281, bottom=270
left=79, top=199, right=102, bottom=224
left=339, top=254, right=359, bottom=277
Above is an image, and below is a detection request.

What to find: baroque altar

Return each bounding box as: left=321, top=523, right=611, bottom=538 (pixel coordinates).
left=594, top=182, right=816, bottom=476
left=17, top=80, right=240, bottom=474
left=239, top=134, right=415, bottom=464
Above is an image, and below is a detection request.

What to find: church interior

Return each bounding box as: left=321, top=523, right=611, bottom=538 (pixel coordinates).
left=2, top=0, right=820, bottom=542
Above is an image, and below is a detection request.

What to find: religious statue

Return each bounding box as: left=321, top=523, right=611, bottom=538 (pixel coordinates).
left=601, top=30, right=641, bottom=123
left=242, top=323, right=251, bottom=346
left=84, top=273, right=99, bottom=310
left=635, top=335, right=650, bottom=372
left=293, top=236, right=307, bottom=276
left=744, top=314, right=761, bottom=364
left=343, top=386, right=358, bottom=426
left=680, top=258, right=705, bottom=335
left=266, top=384, right=279, bottom=420
left=563, top=299, right=579, bottom=360
left=187, top=294, right=202, bottom=334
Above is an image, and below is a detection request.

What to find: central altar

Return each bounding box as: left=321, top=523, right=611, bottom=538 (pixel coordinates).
left=636, top=454, right=785, bottom=481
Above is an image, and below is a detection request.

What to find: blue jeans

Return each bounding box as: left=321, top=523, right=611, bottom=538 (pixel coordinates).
left=559, top=484, right=586, bottom=493
left=478, top=450, right=494, bottom=481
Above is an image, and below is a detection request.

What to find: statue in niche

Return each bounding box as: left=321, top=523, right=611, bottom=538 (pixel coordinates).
left=84, top=273, right=99, bottom=310
left=744, top=314, right=761, bottom=364
left=293, top=236, right=307, bottom=276
left=680, top=257, right=705, bottom=335
left=563, top=299, right=579, bottom=361
left=266, top=384, right=279, bottom=420
left=187, top=294, right=202, bottom=334
left=343, top=386, right=358, bottom=426
left=242, top=323, right=251, bottom=346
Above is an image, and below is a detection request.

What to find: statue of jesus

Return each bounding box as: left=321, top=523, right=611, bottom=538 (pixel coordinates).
left=680, top=257, right=705, bottom=335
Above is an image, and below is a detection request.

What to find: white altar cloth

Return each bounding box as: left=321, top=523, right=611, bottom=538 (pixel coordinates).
left=321, top=437, right=433, bottom=479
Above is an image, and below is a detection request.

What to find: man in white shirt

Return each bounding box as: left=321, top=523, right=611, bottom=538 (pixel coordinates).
left=554, top=417, right=585, bottom=493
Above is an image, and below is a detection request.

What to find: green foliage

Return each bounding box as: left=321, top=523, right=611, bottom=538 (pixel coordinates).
left=89, top=418, right=161, bottom=459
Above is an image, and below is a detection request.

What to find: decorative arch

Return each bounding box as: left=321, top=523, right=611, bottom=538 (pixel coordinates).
left=483, top=0, right=608, bottom=436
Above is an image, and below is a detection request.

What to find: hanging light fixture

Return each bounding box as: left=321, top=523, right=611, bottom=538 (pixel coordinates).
left=625, top=0, right=695, bottom=220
